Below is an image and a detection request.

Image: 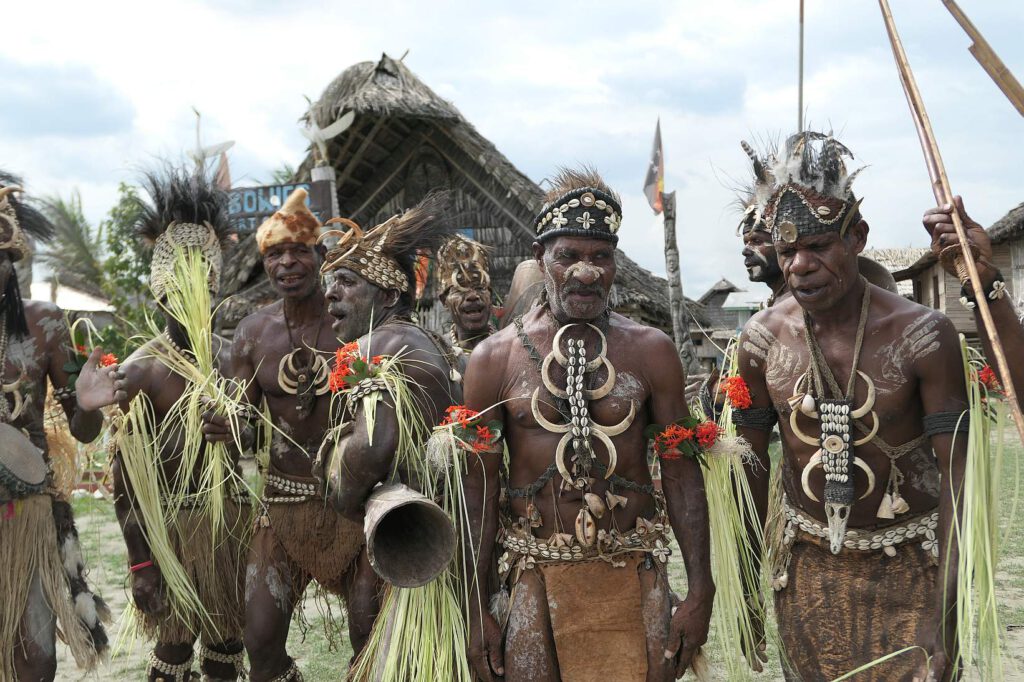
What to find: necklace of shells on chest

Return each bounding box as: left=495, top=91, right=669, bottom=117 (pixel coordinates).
left=529, top=319, right=636, bottom=545
left=277, top=308, right=330, bottom=421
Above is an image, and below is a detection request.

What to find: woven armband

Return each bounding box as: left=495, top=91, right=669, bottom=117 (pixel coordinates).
left=731, top=407, right=778, bottom=431
left=959, top=268, right=1007, bottom=310
left=922, top=411, right=970, bottom=437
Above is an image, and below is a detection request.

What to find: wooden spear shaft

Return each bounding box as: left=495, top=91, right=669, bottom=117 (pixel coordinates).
left=879, top=0, right=1024, bottom=447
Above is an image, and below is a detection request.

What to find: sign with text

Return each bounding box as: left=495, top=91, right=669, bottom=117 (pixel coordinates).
left=227, top=180, right=335, bottom=233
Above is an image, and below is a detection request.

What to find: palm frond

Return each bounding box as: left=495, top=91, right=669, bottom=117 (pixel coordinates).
left=36, top=191, right=108, bottom=299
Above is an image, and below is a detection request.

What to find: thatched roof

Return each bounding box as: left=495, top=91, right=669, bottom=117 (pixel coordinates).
left=989, top=202, right=1024, bottom=245
left=218, top=54, right=686, bottom=334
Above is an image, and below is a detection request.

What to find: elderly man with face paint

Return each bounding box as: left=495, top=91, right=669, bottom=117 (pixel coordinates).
left=461, top=168, right=714, bottom=682
left=734, top=132, right=970, bottom=682
left=0, top=172, right=112, bottom=681
left=202, top=189, right=378, bottom=682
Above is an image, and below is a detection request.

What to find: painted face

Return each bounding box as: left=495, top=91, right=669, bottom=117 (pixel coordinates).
left=538, top=236, right=616, bottom=322
left=741, top=230, right=782, bottom=283
left=774, top=230, right=862, bottom=313
left=324, top=267, right=393, bottom=340
left=443, top=284, right=492, bottom=335
left=263, top=242, right=322, bottom=300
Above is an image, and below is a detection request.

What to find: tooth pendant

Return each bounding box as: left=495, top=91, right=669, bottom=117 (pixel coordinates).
left=575, top=508, right=597, bottom=547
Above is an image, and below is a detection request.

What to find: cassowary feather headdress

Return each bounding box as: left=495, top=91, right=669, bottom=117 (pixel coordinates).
left=132, top=165, right=233, bottom=301
left=761, top=131, right=866, bottom=243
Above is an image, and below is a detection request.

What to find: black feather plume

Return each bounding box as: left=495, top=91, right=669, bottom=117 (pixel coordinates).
left=0, top=170, right=56, bottom=243
left=132, top=164, right=232, bottom=249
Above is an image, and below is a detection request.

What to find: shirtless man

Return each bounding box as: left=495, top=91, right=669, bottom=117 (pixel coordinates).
left=437, top=235, right=495, bottom=363
left=738, top=141, right=788, bottom=307
left=209, top=190, right=375, bottom=682
left=81, top=168, right=248, bottom=681
left=0, top=173, right=110, bottom=682
left=734, top=133, right=969, bottom=681
left=923, top=195, right=1023, bottom=409
left=463, top=169, right=714, bottom=682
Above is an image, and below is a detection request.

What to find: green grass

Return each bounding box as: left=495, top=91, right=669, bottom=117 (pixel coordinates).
left=53, top=435, right=1023, bottom=680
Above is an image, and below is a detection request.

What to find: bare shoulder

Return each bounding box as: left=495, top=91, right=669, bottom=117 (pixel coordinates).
left=23, top=299, right=68, bottom=345
left=236, top=301, right=282, bottom=337
left=474, top=322, right=519, bottom=359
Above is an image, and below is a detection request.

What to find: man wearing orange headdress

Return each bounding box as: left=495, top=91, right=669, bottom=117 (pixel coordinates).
left=204, top=188, right=376, bottom=681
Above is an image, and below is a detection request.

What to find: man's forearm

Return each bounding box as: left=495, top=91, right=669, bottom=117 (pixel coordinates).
left=663, top=461, right=714, bottom=595
left=465, top=457, right=500, bottom=608
left=112, top=460, right=152, bottom=565
left=975, top=295, right=1024, bottom=405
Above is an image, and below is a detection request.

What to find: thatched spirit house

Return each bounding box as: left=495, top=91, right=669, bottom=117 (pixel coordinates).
left=894, top=202, right=1023, bottom=337
left=217, top=54, right=688, bottom=335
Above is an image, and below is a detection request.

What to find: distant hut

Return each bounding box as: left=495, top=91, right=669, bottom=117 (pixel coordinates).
left=217, top=54, right=701, bottom=336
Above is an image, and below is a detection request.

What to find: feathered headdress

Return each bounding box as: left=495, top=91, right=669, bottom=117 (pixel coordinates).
left=436, top=235, right=491, bottom=296
left=762, top=131, right=866, bottom=243
left=761, top=130, right=864, bottom=244
left=0, top=170, right=54, bottom=262
left=132, top=165, right=232, bottom=301
left=736, top=140, right=778, bottom=236
left=320, top=191, right=452, bottom=294
left=1, top=171, right=55, bottom=337
left=535, top=167, right=622, bottom=244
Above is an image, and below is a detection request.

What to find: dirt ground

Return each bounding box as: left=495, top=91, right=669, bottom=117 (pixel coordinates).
left=50, top=438, right=1024, bottom=681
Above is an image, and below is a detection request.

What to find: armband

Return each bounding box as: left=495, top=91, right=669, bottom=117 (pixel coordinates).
left=731, top=407, right=778, bottom=431
left=922, top=411, right=970, bottom=437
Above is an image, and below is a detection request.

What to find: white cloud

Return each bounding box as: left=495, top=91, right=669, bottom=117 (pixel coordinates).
left=2, top=0, right=1021, bottom=298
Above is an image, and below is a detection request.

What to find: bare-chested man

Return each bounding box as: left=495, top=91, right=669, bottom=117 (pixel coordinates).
left=81, top=168, right=249, bottom=682
left=734, top=133, right=969, bottom=681
left=738, top=141, right=789, bottom=307
left=463, top=169, right=714, bottom=682
left=437, top=235, right=495, bottom=364
left=0, top=173, right=111, bottom=682
left=318, top=194, right=464, bottom=676
left=208, top=189, right=375, bottom=682
left=923, top=195, right=1023, bottom=410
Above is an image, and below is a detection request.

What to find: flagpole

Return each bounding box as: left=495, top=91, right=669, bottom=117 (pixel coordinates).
left=798, top=0, right=805, bottom=131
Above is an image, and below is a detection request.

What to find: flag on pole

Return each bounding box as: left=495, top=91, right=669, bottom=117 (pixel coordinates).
left=643, top=119, right=665, bottom=214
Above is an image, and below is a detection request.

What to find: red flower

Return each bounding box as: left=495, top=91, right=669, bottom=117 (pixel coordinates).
left=695, top=421, right=721, bottom=449
left=100, top=353, right=118, bottom=367
left=720, top=375, right=752, bottom=409
left=442, top=404, right=479, bottom=428
left=328, top=342, right=362, bottom=392
left=75, top=344, right=88, bottom=355
left=655, top=424, right=695, bottom=459
left=371, top=355, right=384, bottom=365
left=473, top=424, right=495, bottom=451
left=979, top=365, right=1001, bottom=392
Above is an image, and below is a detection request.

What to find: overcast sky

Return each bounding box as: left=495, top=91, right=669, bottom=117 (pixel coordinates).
left=3, top=0, right=1022, bottom=299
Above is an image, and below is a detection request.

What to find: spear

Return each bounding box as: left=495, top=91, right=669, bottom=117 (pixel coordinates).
left=879, top=0, right=1024, bottom=447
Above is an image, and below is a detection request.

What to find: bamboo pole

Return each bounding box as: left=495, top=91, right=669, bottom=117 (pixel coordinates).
left=941, top=0, right=1024, bottom=117
left=661, top=191, right=700, bottom=375
left=879, top=0, right=1024, bottom=447
left=798, top=0, right=805, bottom=132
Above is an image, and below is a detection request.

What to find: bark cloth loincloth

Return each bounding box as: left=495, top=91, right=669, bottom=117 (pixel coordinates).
left=255, top=465, right=364, bottom=595
left=499, top=516, right=674, bottom=682
left=773, top=497, right=940, bottom=681
left=135, top=499, right=251, bottom=645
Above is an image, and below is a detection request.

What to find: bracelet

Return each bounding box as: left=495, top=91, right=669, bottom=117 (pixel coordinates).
left=959, top=268, right=1007, bottom=310
left=130, top=560, right=154, bottom=573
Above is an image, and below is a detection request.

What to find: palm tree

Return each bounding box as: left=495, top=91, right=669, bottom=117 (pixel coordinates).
left=36, top=192, right=108, bottom=300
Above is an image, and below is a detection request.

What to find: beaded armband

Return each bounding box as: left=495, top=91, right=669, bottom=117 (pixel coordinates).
left=148, top=651, right=194, bottom=679
left=959, top=268, right=1007, bottom=310
left=52, top=385, right=76, bottom=402
left=731, top=407, right=778, bottom=431
left=346, top=376, right=389, bottom=402
left=922, top=411, right=970, bottom=437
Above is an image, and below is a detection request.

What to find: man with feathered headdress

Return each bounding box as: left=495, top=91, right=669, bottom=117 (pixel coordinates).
left=734, top=132, right=970, bottom=681
left=737, top=141, right=789, bottom=308
left=79, top=165, right=249, bottom=681
left=436, top=234, right=495, bottom=362
left=203, top=188, right=376, bottom=682
left=0, top=171, right=111, bottom=681
left=317, top=192, right=471, bottom=679
left=461, top=167, right=714, bottom=682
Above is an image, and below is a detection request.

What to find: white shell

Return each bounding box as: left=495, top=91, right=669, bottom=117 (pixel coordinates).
left=800, top=393, right=817, bottom=415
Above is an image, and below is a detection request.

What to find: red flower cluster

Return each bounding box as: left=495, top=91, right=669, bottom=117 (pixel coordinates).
left=655, top=424, right=695, bottom=460
left=75, top=344, right=88, bottom=355
left=328, top=342, right=362, bottom=393
left=720, top=375, right=752, bottom=409
left=695, top=421, right=722, bottom=448
left=100, top=353, right=118, bottom=367
left=441, top=404, right=479, bottom=428
left=654, top=420, right=720, bottom=460
left=979, top=365, right=1001, bottom=392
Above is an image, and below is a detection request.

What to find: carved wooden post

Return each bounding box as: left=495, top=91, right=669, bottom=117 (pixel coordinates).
left=661, top=191, right=700, bottom=374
